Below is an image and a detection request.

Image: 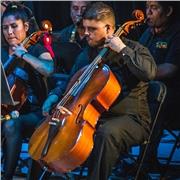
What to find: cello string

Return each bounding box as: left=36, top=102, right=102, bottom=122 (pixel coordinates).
left=54, top=10, right=145, bottom=114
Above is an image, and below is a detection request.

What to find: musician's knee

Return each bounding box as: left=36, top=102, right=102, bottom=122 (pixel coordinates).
left=3, top=119, right=20, bottom=136
left=96, top=122, right=127, bottom=148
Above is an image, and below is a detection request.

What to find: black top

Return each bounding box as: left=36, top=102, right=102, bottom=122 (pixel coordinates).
left=55, top=24, right=87, bottom=49
left=50, top=24, right=88, bottom=74
left=139, top=22, right=180, bottom=90
left=1, top=43, right=49, bottom=111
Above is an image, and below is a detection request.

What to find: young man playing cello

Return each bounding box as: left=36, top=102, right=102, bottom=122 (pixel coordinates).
left=42, top=2, right=157, bottom=179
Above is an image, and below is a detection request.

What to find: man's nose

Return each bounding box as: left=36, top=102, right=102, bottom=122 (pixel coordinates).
left=84, top=28, right=89, bottom=36
left=146, top=8, right=152, bottom=16
left=76, top=9, right=82, bottom=16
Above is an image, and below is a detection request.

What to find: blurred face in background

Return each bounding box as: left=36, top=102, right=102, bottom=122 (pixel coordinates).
left=70, top=1, right=90, bottom=25
left=2, top=15, right=29, bottom=46
left=146, top=1, right=172, bottom=28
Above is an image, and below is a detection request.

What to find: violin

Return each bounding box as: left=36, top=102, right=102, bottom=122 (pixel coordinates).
left=1, top=20, right=53, bottom=119
left=29, top=10, right=145, bottom=173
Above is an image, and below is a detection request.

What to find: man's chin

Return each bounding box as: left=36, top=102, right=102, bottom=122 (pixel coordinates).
left=147, top=21, right=154, bottom=27
left=88, top=41, right=102, bottom=48
left=87, top=41, right=95, bottom=47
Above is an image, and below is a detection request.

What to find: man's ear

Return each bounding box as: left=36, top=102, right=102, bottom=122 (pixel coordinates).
left=105, top=25, right=112, bottom=34
left=167, top=6, right=173, bottom=17
left=24, top=22, right=29, bottom=32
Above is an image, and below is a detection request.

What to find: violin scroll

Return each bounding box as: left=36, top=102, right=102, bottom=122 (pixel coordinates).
left=41, top=20, right=53, bottom=32
left=23, top=19, right=53, bottom=49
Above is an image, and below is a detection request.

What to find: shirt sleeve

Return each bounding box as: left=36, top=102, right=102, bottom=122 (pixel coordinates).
left=119, top=39, right=157, bottom=81
left=164, top=33, right=180, bottom=67
left=28, top=43, right=49, bottom=57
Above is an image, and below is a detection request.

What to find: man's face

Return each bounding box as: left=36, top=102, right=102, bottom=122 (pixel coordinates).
left=70, top=1, right=89, bottom=25
left=83, top=19, right=111, bottom=47
left=146, top=1, right=169, bottom=28
left=2, top=15, right=28, bottom=46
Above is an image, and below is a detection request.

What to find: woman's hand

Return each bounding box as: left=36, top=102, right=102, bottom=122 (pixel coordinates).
left=12, top=44, right=27, bottom=58
left=104, top=35, right=126, bottom=53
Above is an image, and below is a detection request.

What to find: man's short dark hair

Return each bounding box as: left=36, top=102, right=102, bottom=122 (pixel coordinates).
left=83, top=2, right=115, bottom=28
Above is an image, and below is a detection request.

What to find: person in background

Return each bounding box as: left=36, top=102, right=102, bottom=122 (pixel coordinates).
left=139, top=0, right=180, bottom=167
left=1, top=3, right=53, bottom=180
left=55, top=1, right=91, bottom=48
left=50, top=1, right=92, bottom=78
left=46, top=1, right=92, bottom=95
left=42, top=2, right=157, bottom=179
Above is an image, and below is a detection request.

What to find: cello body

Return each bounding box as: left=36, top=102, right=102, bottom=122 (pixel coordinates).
left=29, top=65, right=121, bottom=173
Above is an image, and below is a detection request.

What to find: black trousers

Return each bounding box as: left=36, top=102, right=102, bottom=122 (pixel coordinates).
left=1, top=109, right=43, bottom=180
left=87, top=114, right=150, bottom=180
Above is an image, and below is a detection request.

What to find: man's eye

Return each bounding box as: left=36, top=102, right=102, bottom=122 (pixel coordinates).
left=88, top=27, right=97, bottom=32
left=152, top=7, right=158, bottom=10
left=73, top=6, right=78, bottom=11
left=148, top=5, right=158, bottom=10
left=81, top=7, right=86, bottom=12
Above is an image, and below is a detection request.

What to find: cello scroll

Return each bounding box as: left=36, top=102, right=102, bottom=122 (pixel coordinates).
left=116, top=9, right=145, bottom=37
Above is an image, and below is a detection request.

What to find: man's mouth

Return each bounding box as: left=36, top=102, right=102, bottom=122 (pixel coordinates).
left=146, top=17, right=152, bottom=23
left=86, top=37, right=91, bottom=41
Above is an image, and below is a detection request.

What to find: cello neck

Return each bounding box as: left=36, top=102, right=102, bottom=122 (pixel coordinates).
left=56, top=9, right=145, bottom=108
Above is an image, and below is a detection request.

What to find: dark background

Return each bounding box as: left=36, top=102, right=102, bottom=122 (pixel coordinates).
left=26, top=1, right=147, bottom=31
left=23, top=1, right=180, bottom=40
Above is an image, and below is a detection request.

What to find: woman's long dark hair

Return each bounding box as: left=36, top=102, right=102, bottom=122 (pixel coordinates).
left=2, top=2, right=39, bottom=35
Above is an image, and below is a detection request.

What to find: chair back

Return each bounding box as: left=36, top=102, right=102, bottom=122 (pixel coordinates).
left=135, top=80, right=167, bottom=180
left=148, top=80, right=167, bottom=122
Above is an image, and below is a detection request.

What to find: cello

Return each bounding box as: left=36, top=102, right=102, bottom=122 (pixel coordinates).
left=1, top=20, right=53, bottom=119
left=29, top=10, right=145, bottom=173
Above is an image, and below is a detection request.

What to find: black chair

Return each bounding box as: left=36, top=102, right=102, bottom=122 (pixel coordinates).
left=112, top=81, right=167, bottom=179
left=134, top=80, right=167, bottom=180
left=72, top=81, right=167, bottom=179
left=159, top=118, right=180, bottom=179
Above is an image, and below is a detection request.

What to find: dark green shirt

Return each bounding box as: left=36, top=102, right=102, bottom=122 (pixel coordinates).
left=51, top=37, right=157, bottom=125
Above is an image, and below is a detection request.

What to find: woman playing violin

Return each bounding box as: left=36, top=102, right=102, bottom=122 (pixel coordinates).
left=1, top=3, right=53, bottom=180
left=42, top=2, right=157, bottom=179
